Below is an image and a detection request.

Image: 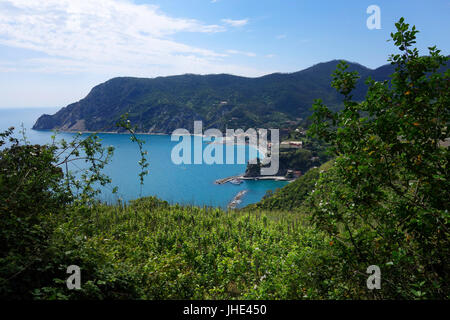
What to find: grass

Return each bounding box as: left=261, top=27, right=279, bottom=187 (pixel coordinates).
left=45, top=196, right=333, bottom=300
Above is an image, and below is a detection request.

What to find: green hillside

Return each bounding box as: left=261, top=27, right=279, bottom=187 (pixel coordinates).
left=33, top=60, right=398, bottom=134
left=247, top=161, right=333, bottom=211
left=16, top=197, right=335, bottom=300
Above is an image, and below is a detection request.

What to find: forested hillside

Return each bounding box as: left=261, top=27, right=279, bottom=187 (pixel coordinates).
left=32, top=60, right=421, bottom=134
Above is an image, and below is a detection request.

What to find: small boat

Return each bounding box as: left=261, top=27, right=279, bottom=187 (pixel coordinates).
left=230, top=178, right=243, bottom=185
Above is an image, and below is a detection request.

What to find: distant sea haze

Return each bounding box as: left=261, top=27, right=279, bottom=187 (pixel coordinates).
left=0, top=107, right=288, bottom=208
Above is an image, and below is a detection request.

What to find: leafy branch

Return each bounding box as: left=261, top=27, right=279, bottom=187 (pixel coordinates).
left=116, top=113, right=149, bottom=196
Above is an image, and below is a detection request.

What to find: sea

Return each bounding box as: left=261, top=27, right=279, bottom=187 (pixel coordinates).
left=0, top=107, right=288, bottom=209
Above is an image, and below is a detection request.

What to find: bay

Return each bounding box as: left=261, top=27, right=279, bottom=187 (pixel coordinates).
left=0, top=107, right=288, bottom=209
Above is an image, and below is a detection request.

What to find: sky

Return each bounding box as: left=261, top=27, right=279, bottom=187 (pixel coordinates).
left=0, top=0, right=449, bottom=108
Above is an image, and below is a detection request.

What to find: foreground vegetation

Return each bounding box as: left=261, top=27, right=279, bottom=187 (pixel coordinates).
left=0, top=19, right=448, bottom=300
left=27, top=198, right=338, bottom=299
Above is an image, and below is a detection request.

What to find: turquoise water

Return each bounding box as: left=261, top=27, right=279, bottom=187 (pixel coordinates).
left=0, top=108, right=288, bottom=209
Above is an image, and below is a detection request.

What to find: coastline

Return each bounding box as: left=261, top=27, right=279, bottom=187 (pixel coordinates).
left=215, top=175, right=292, bottom=185
left=32, top=129, right=171, bottom=136
left=209, top=137, right=268, bottom=158
left=36, top=129, right=269, bottom=156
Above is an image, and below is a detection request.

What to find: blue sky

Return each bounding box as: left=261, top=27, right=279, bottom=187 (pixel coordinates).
left=0, top=0, right=449, bottom=108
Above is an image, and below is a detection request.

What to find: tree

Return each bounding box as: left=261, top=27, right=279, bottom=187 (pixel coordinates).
left=0, top=128, right=115, bottom=299
left=308, top=18, right=449, bottom=299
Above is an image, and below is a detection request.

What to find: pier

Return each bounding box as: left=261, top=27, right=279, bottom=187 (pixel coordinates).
left=214, top=175, right=242, bottom=185
left=215, top=175, right=291, bottom=185
left=228, top=190, right=248, bottom=209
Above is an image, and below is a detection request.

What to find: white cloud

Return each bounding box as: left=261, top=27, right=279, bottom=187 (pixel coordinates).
left=226, top=49, right=256, bottom=57
left=276, top=34, right=287, bottom=39
left=0, top=0, right=265, bottom=77
left=221, top=18, right=249, bottom=27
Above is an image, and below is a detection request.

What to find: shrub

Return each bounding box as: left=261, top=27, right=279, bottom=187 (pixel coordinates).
left=308, top=18, right=449, bottom=299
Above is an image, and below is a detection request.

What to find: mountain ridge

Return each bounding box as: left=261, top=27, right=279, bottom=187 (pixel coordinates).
left=32, top=59, right=447, bottom=134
